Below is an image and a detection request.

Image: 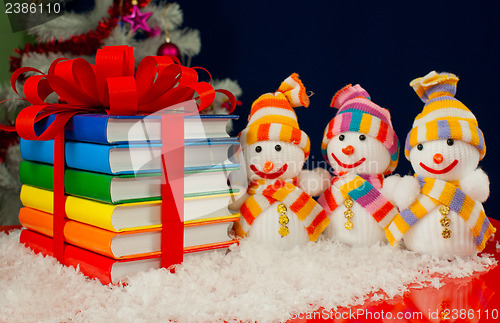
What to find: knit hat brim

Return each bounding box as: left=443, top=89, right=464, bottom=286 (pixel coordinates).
left=321, top=111, right=399, bottom=174
left=240, top=123, right=310, bottom=158
left=405, top=119, right=486, bottom=160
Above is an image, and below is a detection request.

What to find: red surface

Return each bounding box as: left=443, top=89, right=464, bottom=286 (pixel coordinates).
left=287, top=218, right=500, bottom=323
left=2, top=220, right=500, bottom=322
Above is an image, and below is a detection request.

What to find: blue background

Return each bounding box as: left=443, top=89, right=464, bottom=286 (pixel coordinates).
left=182, top=0, right=500, bottom=219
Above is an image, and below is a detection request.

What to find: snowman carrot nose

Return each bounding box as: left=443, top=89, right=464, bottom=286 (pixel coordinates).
left=342, top=145, right=355, bottom=156
left=433, top=153, right=443, bottom=164
left=263, top=161, right=274, bottom=173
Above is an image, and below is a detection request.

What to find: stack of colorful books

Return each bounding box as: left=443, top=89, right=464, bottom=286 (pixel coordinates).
left=18, top=113, right=241, bottom=285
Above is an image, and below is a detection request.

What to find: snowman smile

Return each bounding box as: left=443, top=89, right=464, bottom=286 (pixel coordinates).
left=250, top=164, right=288, bottom=179
left=419, top=159, right=459, bottom=174
left=331, top=153, right=366, bottom=169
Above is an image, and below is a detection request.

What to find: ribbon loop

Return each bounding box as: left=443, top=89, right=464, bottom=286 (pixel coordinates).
left=106, top=76, right=138, bottom=116
left=5, top=45, right=234, bottom=123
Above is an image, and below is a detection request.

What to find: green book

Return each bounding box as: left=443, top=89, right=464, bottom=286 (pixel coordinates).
left=19, top=161, right=240, bottom=204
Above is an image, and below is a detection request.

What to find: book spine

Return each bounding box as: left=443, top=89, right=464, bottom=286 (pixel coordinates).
left=20, top=139, right=55, bottom=164
left=65, top=195, right=117, bottom=231
left=19, top=207, right=117, bottom=258
left=20, top=185, right=117, bottom=231
left=20, top=185, right=54, bottom=214
left=20, top=161, right=117, bottom=203
left=18, top=207, right=55, bottom=237
left=66, top=169, right=114, bottom=203
left=65, top=114, right=110, bottom=144
left=20, top=229, right=115, bottom=285
left=19, top=161, right=54, bottom=190
left=65, top=142, right=113, bottom=174
left=20, top=140, right=114, bottom=174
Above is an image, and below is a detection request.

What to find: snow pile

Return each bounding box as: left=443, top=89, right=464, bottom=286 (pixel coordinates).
left=0, top=230, right=495, bottom=322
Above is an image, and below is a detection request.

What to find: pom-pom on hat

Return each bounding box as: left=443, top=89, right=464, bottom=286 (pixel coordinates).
left=405, top=71, right=486, bottom=160
left=321, top=84, right=400, bottom=174
left=239, top=73, right=311, bottom=158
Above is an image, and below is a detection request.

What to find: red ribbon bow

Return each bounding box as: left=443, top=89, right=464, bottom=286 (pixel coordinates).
left=2, top=45, right=235, bottom=138
left=1, top=45, right=236, bottom=271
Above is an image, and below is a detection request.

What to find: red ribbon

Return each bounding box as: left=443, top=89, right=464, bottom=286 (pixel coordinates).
left=1, top=45, right=236, bottom=269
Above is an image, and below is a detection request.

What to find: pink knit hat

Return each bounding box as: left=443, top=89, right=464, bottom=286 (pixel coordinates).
left=321, top=84, right=400, bottom=174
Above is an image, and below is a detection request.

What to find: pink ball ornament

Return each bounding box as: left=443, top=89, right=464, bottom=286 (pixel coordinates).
left=157, top=42, right=181, bottom=60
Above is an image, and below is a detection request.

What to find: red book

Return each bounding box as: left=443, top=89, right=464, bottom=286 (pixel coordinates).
left=20, top=229, right=237, bottom=285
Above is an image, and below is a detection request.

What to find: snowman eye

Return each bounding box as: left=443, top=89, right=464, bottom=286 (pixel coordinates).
left=447, top=139, right=454, bottom=146
left=275, top=144, right=281, bottom=152
left=255, top=146, right=262, bottom=153
left=417, top=144, right=423, bottom=151
left=359, top=134, right=366, bottom=141
left=339, top=135, right=345, bottom=141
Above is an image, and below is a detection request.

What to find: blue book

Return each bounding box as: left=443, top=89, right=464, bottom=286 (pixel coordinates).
left=20, top=139, right=240, bottom=175
left=34, top=114, right=239, bottom=144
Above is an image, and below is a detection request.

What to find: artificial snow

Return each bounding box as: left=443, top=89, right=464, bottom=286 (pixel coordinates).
left=0, top=230, right=495, bottom=323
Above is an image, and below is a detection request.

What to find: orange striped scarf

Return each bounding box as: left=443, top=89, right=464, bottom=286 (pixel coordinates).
left=233, top=178, right=329, bottom=241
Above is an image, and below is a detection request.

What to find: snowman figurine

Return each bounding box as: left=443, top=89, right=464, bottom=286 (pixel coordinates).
left=385, top=71, right=495, bottom=257
left=317, top=84, right=400, bottom=246
left=232, top=73, right=330, bottom=250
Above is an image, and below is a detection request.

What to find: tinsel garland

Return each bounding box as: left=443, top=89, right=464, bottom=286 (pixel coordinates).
left=9, top=0, right=150, bottom=72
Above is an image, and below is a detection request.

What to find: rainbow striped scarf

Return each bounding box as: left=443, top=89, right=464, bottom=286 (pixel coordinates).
left=317, top=173, right=398, bottom=230
left=385, top=176, right=496, bottom=251
left=233, top=178, right=329, bottom=241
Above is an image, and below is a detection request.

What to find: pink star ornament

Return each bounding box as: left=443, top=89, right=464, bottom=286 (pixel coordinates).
left=123, top=5, right=152, bottom=33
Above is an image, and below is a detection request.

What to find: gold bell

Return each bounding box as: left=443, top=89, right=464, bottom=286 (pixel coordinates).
left=439, top=205, right=450, bottom=216
left=344, top=209, right=354, bottom=219
left=440, top=217, right=451, bottom=227
left=277, top=203, right=289, bottom=237
left=344, top=220, right=353, bottom=230
left=344, top=198, right=354, bottom=208
left=279, top=226, right=289, bottom=237
left=442, top=228, right=451, bottom=239
left=279, top=214, right=289, bottom=225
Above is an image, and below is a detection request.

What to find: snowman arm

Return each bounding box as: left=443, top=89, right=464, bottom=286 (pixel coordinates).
left=228, top=191, right=250, bottom=212
left=391, top=175, right=421, bottom=211
left=297, top=168, right=332, bottom=197
left=460, top=168, right=490, bottom=202
left=380, top=174, right=401, bottom=206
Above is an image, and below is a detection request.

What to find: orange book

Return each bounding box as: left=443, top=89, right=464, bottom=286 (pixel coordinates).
left=20, top=229, right=236, bottom=285
left=19, top=207, right=239, bottom=260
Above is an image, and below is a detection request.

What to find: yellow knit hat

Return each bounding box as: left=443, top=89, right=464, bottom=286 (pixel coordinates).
left=239, top=73, right=311, bottom=157
left=405, top=71, right=486, bottom=160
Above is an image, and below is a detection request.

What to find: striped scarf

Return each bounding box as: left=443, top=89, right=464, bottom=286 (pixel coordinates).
left=233, top=178, right=329, bottom=241
left=385, top=176, right=496, bottom=251
left=318, top=173, right=398, bottom=230
left=332, top=172, right=384, bottom=189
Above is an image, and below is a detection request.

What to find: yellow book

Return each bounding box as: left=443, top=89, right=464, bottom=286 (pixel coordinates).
left=20, top=185, right=240, bottom=232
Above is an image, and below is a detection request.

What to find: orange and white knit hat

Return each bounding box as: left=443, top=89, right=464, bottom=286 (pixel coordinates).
left=239, top=73, right=311, bottom=158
